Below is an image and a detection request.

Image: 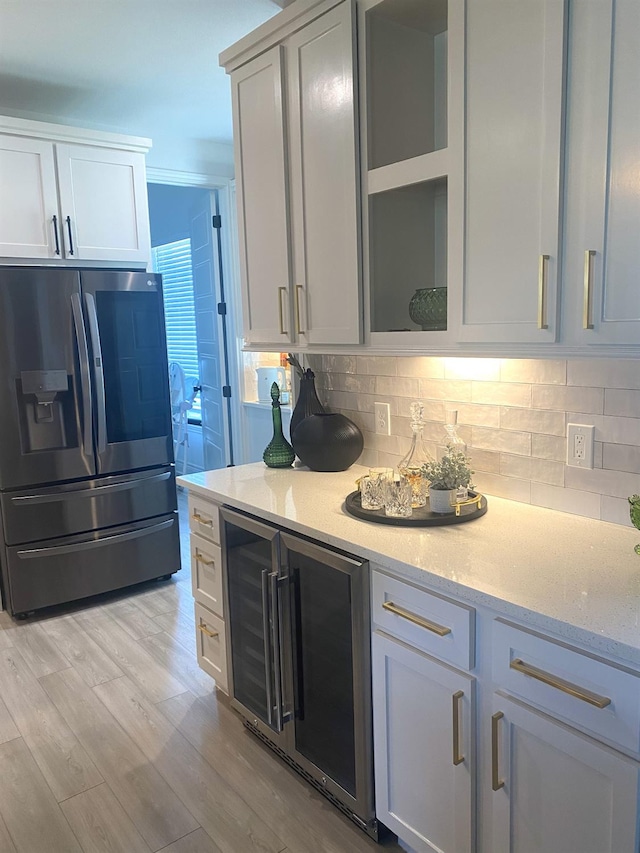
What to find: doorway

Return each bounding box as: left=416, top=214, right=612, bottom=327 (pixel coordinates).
left=147, top=182, right=236, bottom=474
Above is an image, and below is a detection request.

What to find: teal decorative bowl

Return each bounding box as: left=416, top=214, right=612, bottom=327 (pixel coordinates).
left=408, top=287, right=447, bottom=331
left=629, top=495, right=640, bottom=554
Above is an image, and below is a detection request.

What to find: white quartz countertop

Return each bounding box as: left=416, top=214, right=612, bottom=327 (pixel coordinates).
left=178, top=463, right=640, bottom=666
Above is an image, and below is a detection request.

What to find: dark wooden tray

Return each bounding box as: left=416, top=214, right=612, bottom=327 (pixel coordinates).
left=344, top=490, right=488, bottom=527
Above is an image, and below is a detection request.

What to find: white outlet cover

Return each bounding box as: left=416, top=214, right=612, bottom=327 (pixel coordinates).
left=374, top=401, right=391, bottom=436
left=567, top=423, right=595, bottom=468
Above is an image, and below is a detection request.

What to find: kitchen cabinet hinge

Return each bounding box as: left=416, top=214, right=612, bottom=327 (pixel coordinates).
left=222, top=385, right=232, bottom=398
left=212, top=214, right=222, bottom=229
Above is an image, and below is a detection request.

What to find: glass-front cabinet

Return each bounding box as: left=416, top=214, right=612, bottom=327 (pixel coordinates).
left=360, top=0, right=462, bottom=346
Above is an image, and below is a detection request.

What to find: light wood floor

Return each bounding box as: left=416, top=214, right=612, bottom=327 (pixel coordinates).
left=0, top=492, right=406, bottom=853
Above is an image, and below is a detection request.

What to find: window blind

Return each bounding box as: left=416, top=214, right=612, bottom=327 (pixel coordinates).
left=152, top=239, right=201, bottom=417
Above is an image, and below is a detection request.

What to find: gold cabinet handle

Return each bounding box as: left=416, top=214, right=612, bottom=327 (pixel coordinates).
left=197, top=623, right=219, bottom=639
left=194, top=550, right=215, bottom=568
left=192, top=511, right=213, bottom=527
left=382, top=601, right=451, bottom=637
left=510, top=658, right=611, bottom=709
left=538, top=254, right=550, bottom=329
left=452, top=690, right=464, bottom=766
left=295, top=284, right=305, bottom=334
left=583, top=249, right=596, bottom=329
left=492, top=711, right=504, bottom=791
left=278, top=286, right=288, bottom=335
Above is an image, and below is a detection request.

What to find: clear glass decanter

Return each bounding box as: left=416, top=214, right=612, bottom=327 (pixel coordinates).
left=439, top=409, right=469, bottom=500
left=398, top=401, right=434, bottom=508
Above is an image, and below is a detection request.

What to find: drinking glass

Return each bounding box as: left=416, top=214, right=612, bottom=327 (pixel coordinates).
left=360, top=475, right=384, bottom=510
left=384, top=476, right=413, bottom=518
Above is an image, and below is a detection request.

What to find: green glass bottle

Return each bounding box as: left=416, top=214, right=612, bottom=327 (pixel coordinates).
left=263, top=382, right=295, bottom=468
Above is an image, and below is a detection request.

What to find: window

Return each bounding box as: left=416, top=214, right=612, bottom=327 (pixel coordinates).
left=152, top=239, right=201, bottom=419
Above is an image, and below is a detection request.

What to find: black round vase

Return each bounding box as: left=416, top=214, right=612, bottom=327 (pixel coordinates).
left=292, top=413, right=364, bottom=472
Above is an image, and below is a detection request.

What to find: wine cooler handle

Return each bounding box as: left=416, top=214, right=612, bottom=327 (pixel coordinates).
left=270, top=571, right=284, bottom=733
left=261, top=569, right=274, bottom=730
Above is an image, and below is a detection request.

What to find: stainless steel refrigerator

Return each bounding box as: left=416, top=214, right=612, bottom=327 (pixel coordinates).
left=0, top=267, right=180, bottom=617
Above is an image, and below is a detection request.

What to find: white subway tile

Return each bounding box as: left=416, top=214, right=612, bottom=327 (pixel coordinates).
left=396, top=397, right=445, bottom=423
left=603, top=443, right=640, bottom=474
left=455, top=403, right=500, bottom=428
left=344, top=374, right=376, bottom=394
left=531, top=385, right=604, bottom=414
left=356, top=355, right=397, bottom=376
left=443, top=357, right=501, bottom=381
left=472, top=381, right=531, bottom=407
left=564, top=413, right=640, bottom=446
left=565, top=466, right=640, bottom=499
left=320, top=355, right=358, bottom=374
left=377, top=451, right=404, bottom=469
left=396, top=357, right=445, bottom=378
left=501, top=455, right=567, bottom=485
left=468, top=448, right=500, bottom=474
left=567, top=359, right=640, bottom=390
left=473, top=472, right=531, bottom=503
left=601, top=496, right=635, bottom=527
left=472, top=427, right=531, bottom=456
left=500, top=359, right=566, bottom=384
left=500, top=407, right=565, bottom=436
left=375, top=375, right=420, bottom=398
left=419, top=378, right=472, bottom=402
left=531, top=483, right=601, bottom=519
left=594, top=441, right=603, bottom=469
left=604, top=389, right=640, bottom=418
left=500, top=455, right=532, bottom=479
left=358, top=447, right=379, bottom=468
left=531, top=434, right=565, bottom=462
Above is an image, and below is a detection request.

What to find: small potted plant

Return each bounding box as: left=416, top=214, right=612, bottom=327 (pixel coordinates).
left=422, top=447, right=474, bottom=514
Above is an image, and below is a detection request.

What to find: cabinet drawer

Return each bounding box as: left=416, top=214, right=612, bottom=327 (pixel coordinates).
left=191, top=533, right=223, bottom=618
left=372, top=570, right=475, bottom=671
left=493, top=619, right=640, bottom=754
left=188, top=495, right=220, bottom=544
left=195, top=602, right=227, bottom=695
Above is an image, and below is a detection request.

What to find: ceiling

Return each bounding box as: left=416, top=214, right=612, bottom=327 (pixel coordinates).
left=0, top=0, right=284, bottom=151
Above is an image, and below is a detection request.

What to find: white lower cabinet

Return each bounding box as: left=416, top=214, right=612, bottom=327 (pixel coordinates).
left=187, top=493, right=229, bottom=695
left=490, top=694, right=640, bottom=853
left=371, top=569, right=640, bottom=853
left=372, top=630, right=475, bottom=853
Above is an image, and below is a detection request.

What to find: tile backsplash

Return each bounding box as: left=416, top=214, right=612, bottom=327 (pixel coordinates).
left=307, top=355, right=640, bottom=527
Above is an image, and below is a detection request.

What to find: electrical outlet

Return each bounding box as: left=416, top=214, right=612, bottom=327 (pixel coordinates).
left=374, top=402, right=391, bottom=436
left=567, top=423, right=595, bottom=468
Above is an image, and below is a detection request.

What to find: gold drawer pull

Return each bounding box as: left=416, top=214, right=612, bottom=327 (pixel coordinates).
left=195, top=551, right=215, bottom=568
left=510, top=658, right=611, bottom=709
left=452, top=690, right=464, bottom=766
left=295, top=284, right=305, bottom=334
left=382, top=601, right=451, bottom=637
left=278, top=286, right=288, bottom=335
left=492, top=711, right=504, bottom=791
left=197, top=623, right=219, bottom=639
left=192, top=511, right=213, bottom=527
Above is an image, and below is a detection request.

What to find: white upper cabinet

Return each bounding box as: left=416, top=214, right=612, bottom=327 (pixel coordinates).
left=231, top=47, right=292, bottom=346
left=55, top=144, right=150, bottom=263
left=360, top=0, right=463, bottom=348
left=224, top=0, right=361, bottom=349
left=0, top=117, right=151, bottom=266
left=562, top=0, right=640, bottom=346
left=0, top=136, right=60, bottom=258
left=459, top=0, right=567, bottom=344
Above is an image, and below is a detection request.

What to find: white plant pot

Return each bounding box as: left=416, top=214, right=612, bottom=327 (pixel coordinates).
left=429, top=487, right=457, bottom=514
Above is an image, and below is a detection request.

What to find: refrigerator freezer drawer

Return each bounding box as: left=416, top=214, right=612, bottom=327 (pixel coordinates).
left=2, top=513, right=180, bottom=615
left=1, top=466, right=177, bottom=545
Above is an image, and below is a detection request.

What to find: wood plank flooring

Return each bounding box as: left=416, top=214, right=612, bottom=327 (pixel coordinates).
left=0, top=492, right=406, bottom=853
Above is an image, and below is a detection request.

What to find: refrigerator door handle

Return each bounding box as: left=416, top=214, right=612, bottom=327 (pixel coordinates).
left=84, top=292, right=107, bottom=454
left=261, top=568, right=275, bottom=729
left=10, top=471, right=172, bottom=505
left=269, top=571, right=285, bottom=732
left=17, top=518, right=175, bottom=559
left=71, top=292, right=94, bottom=456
